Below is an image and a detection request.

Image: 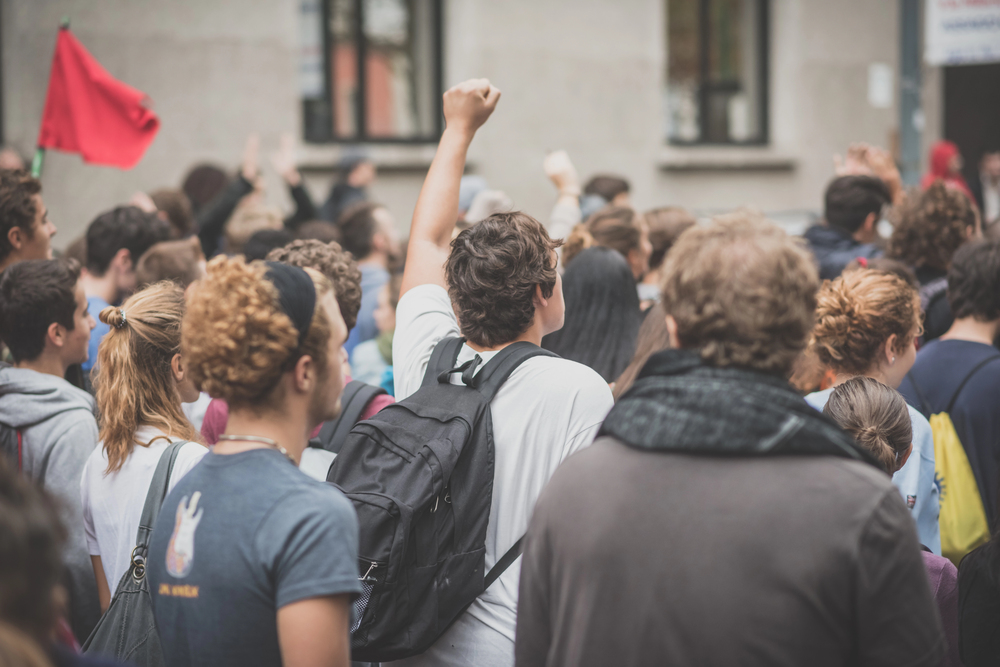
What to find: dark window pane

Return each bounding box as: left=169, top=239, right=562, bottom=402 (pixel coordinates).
left=666, top=0, right=766, bottom=144
left=362, top=0, right=437, bottom=138
left=331, top=0, right=359, bottom=138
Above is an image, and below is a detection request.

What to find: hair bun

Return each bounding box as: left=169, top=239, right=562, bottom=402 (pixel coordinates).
left=99, top=305, right=126, bottom=329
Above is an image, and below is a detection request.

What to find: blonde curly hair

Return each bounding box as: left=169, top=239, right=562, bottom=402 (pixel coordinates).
left=182, top=255, right=333, bottom=409
left=661, top=212, right=818, bottom=376
left=811, top=269, right=922, bottom=376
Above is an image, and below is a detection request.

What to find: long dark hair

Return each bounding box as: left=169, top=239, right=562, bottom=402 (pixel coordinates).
left=542, top=246, right=641, bottom=382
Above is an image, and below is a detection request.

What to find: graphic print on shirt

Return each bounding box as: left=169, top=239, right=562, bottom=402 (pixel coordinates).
left=166, top=491, right=203, bottom=578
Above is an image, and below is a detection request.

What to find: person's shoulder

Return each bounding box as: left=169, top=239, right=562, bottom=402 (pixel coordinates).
left=518, top=354, right=612, bottom=395
left=397, top=283, right=450, bottom=310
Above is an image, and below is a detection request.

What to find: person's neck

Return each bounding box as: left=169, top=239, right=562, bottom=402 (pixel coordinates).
left=15, top=353, right=68, bottom=380
left=218, top=405, right=313, bottom=465
left=940, top=317, right=1000, bottom=346
left=833, top=368, right=892, bottom=389
left=467, top=321, right=545, bottom=353
left=358, top=253, right=388, bottom=271
left=641, top=267, right=661, bottom=287
left=80, top=271, right=118, bottom=305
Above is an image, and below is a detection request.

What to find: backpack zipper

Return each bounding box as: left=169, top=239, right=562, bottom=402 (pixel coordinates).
left=361, top=561, right=378, bottom=581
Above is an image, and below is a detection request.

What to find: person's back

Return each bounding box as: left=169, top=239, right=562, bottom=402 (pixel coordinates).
left=390, top=80, right=613, bottom=666
left=515, top=214, right=943, bottom=667
left=898, top=240, right=1000, bottom=538
left=0, top=259, right=100, bottom=642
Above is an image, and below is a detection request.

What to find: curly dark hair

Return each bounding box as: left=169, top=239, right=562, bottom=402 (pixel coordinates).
left=888, top=181, right=978, bottom=272
left=948, top=239, right=1000, bottom=322
left=446, top=212, right=562, bottom=348
left=0, top=170, right=41, bottom=265
left=266, top=239, right=363, bottom=332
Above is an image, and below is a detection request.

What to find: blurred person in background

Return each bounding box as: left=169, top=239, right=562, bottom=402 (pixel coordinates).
left=457, top=175, right=489, bottom=223
left=970, top=149, right=1000, bottom=226
left=638, top=206, right=696, bottom=306
left=922, top=140, right=973, bottom=199
left=561, top=206, right=652, bottom=281
left=81, top=283, right=206, bottom=613
left=135, top=237, right=206, bottom=290
left=0, top=169, right=57, bottom=273
left=612, top=302, right=671, bottom=400
left=181, top=164, right=230, bottom=217
left=351, top=272, right=402, bottom=392
left=806, top=268, right=939, bottom=554
left=515, top=213, right=943, bottom=667
left=241, top=228, right=294, bottom=262
left=149, top=189, right=194, bottom=239
left=0, top=259, right=100, bottom=642
left=583, top=174, right=630, bottom=207
left=80, top=206, right=172, bottom=378
left=0, top=457, right=123, bottom=666
left=804, top=175, right=892, bottom=281
left=0, top=146, right=26, bottom=170
left=337, top=201, right=402, bottom=356
left=542, top=246, right=642, bottom=384
left=888, top=181, right=981, bottom=343
left=823, top=377, right=961, bottom=667
left=900, top=240, right=1000, bottom=566
left=320, top=153, right=375, bottom=223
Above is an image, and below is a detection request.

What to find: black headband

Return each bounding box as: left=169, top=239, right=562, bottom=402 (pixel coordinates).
left=264, top=261, right=316, bottom=349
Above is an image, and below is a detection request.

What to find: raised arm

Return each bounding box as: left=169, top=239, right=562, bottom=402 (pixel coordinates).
left=400, top=78, right=500, bottom=296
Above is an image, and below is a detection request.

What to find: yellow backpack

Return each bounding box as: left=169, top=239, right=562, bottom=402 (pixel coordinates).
left=909, top=355, right=1000, bottom=566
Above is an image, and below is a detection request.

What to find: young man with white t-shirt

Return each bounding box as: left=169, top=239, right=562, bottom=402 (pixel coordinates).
left=388, top=79, right=614, bottom=667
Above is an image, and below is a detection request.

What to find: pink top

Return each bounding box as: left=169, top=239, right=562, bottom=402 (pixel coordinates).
left=200, top=376, right=395, bottom=445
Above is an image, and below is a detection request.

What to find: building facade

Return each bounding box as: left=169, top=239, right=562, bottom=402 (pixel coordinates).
left=1, top=0, right=994, bottom=245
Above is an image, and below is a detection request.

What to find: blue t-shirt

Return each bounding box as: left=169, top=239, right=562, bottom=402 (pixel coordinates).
left=149, top=449, right=360, bottom=667
left=83, top=296, right=111, bottom=373
left=899, top=339, right=1000, bottom=528
left=806, top=387, right=941, bottom=555
left=345, top=263, right=389, bottom=357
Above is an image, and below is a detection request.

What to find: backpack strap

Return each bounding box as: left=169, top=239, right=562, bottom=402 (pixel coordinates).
left=484, top=535, right=524, bottom=590
left=311, top=381, right=387, bottom=454
left=421, top=336, right=465, bottom=388
left=134, top=441, right=187, bottom=551
left=945, top=354, right=1000, bottom=414
left=471, top=342, right=559, bottom=403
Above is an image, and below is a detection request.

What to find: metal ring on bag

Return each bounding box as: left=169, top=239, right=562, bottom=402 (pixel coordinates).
left=131, top=546, right=147, bottom=582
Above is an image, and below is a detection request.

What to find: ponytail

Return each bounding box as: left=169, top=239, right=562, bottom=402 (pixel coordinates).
left=562, top=224, right=594, bottom=267
left=823, top=376, right=912, bottom=475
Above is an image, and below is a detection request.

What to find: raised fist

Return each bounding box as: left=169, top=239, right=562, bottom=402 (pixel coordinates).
left=443, top=78, right=501, bottom=136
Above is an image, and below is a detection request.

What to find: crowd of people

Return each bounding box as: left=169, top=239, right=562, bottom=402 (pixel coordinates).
left=0, top=78, right=999, bottom=667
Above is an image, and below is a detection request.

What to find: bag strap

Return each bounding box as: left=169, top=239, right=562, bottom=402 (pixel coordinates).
left=945, top=354, right=1000, bottom=414
left=312, top=381, right=386, bottom=454
left=421, top=336, right=465, bottom=388
left=471, top=342, right=558, bottom=403
left=134, top=441, right=187, bottom=550
left=484, top=536, right=524, bottom=590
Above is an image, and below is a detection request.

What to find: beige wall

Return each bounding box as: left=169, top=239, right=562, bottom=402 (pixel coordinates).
left=2, top=0, right=937, bottom=247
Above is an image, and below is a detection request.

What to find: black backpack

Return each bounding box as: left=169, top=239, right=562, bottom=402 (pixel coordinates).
left=327, top=337, right=556, bottom=662
left=309, top=380, right=387, bottom=454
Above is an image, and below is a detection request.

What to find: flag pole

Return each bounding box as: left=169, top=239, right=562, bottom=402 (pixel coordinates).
left=33, top=16, right=70, bottom=178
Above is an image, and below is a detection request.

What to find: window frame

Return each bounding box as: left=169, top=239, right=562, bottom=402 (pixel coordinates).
left=667, top=0, right=770, bottom=147
left=304, top=0, right=445, bottom=145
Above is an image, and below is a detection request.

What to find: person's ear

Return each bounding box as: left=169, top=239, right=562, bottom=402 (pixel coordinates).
left=111, top=247, right=133, bottom=274
left=534, top=284, right=550, bottom=310
left=665, top=314, right=680, bottom=349
left=883, top=334, right=898, bottom=367
left=292, top=354, right=315, bottom=394
left=170, top=353, right=185, bottom=385
left=863, top=212, right=877, bottom=233
left=7, top=225, right=23, bottom=251
left=47, top=321, right=65, bottom=350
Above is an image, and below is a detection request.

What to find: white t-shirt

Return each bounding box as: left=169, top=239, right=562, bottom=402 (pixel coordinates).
left=389, top=284, right=613, bottom=667
left=80, top=426, right=208, bottom=589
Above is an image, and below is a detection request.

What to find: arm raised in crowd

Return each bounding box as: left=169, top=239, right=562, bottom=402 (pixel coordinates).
left=196, top=133, right=258, bottom=258
left=400, top=78, right=501, bottom=297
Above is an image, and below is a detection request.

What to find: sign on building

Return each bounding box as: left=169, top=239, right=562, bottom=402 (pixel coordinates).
left=925, top=0, right=1000, bottom=65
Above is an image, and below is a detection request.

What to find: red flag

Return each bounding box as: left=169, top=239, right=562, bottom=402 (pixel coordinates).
left=36, top=28, right=159, bottom=169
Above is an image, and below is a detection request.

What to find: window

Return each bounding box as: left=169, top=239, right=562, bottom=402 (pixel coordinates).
left=300, top=0, right=443, bottom=143
left=665, top=0, right=769, bottom=145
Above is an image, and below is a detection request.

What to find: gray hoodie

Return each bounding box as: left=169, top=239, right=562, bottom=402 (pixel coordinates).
left=0, top=365, right=101, bottom=642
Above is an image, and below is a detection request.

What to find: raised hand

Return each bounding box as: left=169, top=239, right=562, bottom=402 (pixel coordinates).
left=241, top=133, right=260, bottom=183
left=443, top=79, right=501, bottom=137
left=544, top=150, right=581, bottom=197
left=270, top=133, right=301, bottom=187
